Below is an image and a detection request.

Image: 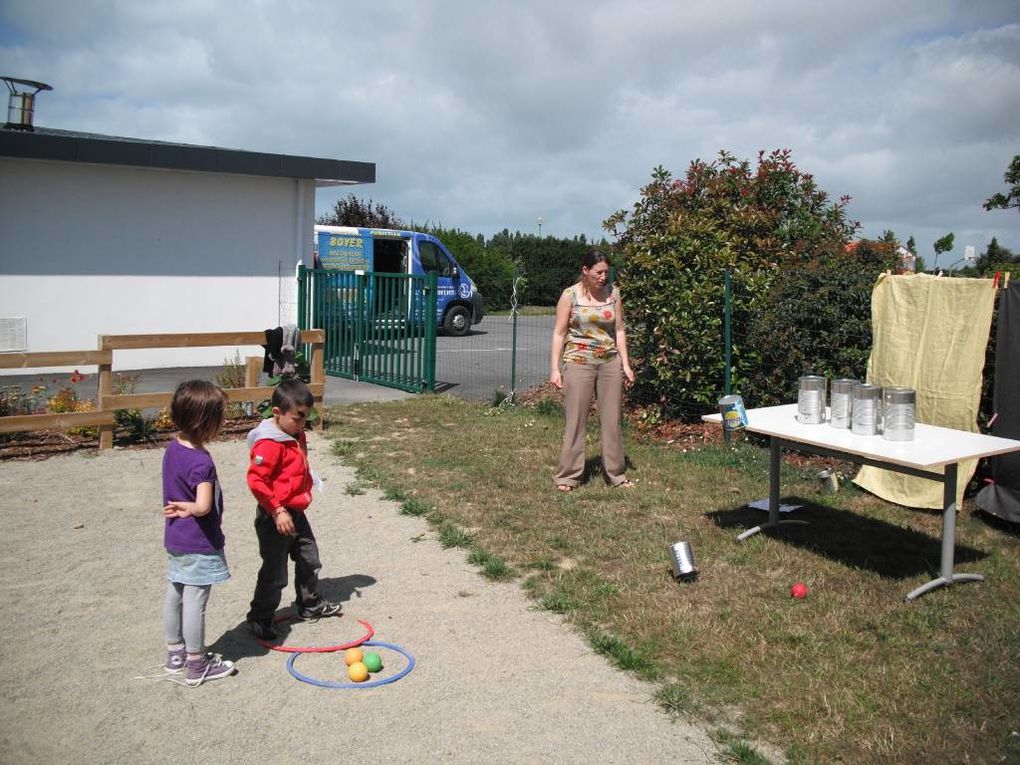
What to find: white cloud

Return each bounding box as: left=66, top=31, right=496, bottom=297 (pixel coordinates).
left=0, top=0, right=1017, bottom=256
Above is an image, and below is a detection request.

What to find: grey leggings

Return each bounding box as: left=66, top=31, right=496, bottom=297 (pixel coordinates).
left=163, top=582, right=211, bottom=654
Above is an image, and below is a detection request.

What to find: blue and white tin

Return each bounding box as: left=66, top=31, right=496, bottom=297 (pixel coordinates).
left=718, top=394, right=748, bottom=431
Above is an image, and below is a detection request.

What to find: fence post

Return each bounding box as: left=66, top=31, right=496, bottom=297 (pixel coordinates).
left=724, top=271, right=732, bottom=447
left=423, top=272, right=437, bottom=392
left=98, top=334, right=113, bottom=450
left=509, top=271, right=521, bottom=402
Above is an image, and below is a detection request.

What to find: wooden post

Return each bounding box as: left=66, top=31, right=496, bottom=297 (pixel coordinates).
left=97, top=335, right=113, bottom=450
left=310, top=339, right=324, bottom=431
left=245, top=356, right=262, bottom=388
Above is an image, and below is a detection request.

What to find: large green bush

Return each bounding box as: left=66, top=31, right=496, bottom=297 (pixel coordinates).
left=606, top=150, right=860, bottom=418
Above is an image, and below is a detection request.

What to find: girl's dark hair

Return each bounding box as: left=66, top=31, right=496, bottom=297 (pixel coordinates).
left=582, top=249, right=611, bottom=269
left=171, top=380, right=228, bottom=443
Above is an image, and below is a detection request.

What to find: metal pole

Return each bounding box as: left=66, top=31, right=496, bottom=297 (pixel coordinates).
left=724, top=271, right=732, bottom=447
left=509, top=272, right=521, bottom=402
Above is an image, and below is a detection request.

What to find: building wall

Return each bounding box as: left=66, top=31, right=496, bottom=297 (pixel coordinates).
left=0, top=157, right=315, bottom=372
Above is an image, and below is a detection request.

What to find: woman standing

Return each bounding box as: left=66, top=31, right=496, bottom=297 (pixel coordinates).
left=549, top=250, right=635, bottom=491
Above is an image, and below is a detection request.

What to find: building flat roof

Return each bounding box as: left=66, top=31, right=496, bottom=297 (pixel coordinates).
left=0, top=125, right=374, bottom=186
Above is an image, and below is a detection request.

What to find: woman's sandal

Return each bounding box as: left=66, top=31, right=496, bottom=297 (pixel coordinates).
left=614, top=480, right=636, bottom=489
left=556, top=484, right=573, bottom=493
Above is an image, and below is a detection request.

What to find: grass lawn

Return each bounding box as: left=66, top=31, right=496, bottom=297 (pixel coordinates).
left=324, top=395, right=1020, bottom=765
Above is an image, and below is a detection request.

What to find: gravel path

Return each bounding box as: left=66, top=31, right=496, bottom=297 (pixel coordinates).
left=0, top=433, right=718, bottom=764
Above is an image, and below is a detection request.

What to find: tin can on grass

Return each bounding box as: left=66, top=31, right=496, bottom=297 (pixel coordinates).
left=718, top=394, right=748, bottom=431
left=669, top=541, right=698, bottom=581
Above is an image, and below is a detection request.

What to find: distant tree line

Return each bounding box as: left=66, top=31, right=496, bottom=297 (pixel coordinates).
left=319, top=149, right=1017, bottom=419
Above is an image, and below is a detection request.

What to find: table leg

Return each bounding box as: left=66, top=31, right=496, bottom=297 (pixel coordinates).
left=905, top=462, right=984, bottom=601
left=737, top=437, right=810, bottom=541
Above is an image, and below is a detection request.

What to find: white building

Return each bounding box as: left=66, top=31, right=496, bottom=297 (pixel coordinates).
left=0, top=99, right=373, bottom=372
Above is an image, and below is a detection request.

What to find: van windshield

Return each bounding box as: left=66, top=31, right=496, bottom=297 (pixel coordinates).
left=418, top=241, right=455, bottom=277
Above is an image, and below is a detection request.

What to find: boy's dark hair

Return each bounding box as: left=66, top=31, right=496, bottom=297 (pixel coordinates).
left=171, top=380, right=228, bottom=443
left=272, top=378, right=314, bottom=412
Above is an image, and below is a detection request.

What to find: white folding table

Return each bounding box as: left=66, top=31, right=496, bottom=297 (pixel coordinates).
left=703, top=404, right=1020, bottom=601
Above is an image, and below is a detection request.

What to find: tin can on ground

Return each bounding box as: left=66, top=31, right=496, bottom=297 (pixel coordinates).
left=852, top=383, right=882, bottom=436
left=882, top=387, right=915, bottom=441
left=669, top=541, right=698, bottom=581
left=718, top=394, right=748, bottom=431
left=797, top=375, right=827, bottom=424
left=829, top=378, right=858, bottom=429
left=817, top=468, right=840, bottom=494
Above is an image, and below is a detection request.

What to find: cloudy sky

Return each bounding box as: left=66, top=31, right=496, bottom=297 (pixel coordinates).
left=2, top=0, right=1018, bottom=263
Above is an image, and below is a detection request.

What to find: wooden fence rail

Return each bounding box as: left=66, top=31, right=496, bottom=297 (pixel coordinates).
left=0, top=330, right=325, bottom=450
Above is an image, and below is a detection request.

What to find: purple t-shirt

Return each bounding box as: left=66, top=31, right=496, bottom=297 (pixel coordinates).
left=162, top=439, right=225, bottom=554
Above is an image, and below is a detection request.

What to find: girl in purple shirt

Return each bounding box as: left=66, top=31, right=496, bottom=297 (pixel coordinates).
left=161, top=380, right=236, bottom=687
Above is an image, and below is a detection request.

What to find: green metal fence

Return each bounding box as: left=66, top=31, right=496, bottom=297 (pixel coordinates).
left=298, top=267, right=437, bottom=393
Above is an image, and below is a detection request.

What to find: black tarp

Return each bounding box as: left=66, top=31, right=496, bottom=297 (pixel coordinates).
left=977, top=280, right=1020, bottom=522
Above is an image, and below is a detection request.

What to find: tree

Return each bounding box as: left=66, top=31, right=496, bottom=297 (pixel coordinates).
left=317, top=193, right=406, bottom=228
left=933, top=232, right=955, bottom=271
left=606, top=149, right=859, bottom=417
left=906, top=235, right=916, bottom=254
left=983, top=155, right=1020, bottom=213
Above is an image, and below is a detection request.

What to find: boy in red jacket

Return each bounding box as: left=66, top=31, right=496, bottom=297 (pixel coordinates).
left=245, top=379, right=342, bottom=640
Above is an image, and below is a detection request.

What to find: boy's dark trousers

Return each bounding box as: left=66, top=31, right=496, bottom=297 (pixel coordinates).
left=247, top=506, right=323, bottom=622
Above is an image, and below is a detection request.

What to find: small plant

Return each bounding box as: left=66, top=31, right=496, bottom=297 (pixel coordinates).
left=332, top=439, right=357, bottom=458
left=215, top=351, right=249, bottom=418
left=535, top=397, right=562, bottom=417
left=586, top=629, right=659, bottom=679
left=344, top=482, right=365, bottom=496
left=383, top=486, right=408, bottom=502
left=46, top=384, right=98, bottom=437
left=711, top=729, right=771, bottom=765
left=654, top=682, right=698, bottom=718
left=112, top=373, right=157, bottom=444
left=467, top=548, right=513, bottom=580
left=438, top=522, right=472, bottom=549
left=399, top=498, right=432, bottom=517
left=488, top=388, right=512, bottom=408
left=0, top=384, right=49, bottom=416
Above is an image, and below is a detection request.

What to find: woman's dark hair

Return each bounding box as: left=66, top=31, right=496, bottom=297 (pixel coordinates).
left=171, top=380, right=228, bottom=444
left=582, top=250, right=611, bottom=270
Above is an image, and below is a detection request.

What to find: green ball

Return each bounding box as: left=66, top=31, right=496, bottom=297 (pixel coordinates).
left=362, top=651, right=383, bottom=673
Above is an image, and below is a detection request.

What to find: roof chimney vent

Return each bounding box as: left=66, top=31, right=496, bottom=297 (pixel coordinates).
left=2, top=76, right=53, bottom=131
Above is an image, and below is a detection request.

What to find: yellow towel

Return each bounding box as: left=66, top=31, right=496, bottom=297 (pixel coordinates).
left=854, top=273, right=996, bottom=508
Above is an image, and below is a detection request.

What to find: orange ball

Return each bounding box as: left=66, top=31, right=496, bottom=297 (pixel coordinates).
left=344, top=647, right=364, bottom=667
left=347, top=661, right=369, bottom=682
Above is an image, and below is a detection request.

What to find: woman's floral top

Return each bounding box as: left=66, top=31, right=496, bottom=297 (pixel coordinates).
left=562, top=285, right=619, bottom=365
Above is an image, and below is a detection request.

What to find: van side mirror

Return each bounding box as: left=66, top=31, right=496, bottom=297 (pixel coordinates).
left=452, top=266, right=460, bottom=278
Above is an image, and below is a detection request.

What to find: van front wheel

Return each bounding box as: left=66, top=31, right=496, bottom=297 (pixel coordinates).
left=443, top=305, right=471, bottom=336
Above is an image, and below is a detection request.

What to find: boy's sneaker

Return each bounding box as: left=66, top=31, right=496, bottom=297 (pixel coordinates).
left=296, top=599, right=344, bottom=620
left=185, top=654, right=236, bottom=687
left=247, top=618, right=278, bottom=641
left=165, top=646, right=186, bottom=674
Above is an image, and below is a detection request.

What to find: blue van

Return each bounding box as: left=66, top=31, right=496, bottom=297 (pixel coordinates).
left=313, top=225, right=484, bottom=336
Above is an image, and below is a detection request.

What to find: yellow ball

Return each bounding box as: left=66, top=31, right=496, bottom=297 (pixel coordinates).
left=344, top=647, right=364, bottom=667
left=347, top=661, right=369, bottom=682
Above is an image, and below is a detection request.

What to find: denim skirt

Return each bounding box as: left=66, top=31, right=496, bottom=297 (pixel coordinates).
left=167, top=550, right=231, bottom=585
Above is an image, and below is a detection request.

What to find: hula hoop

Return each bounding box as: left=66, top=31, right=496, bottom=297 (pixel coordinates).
left=257, top=618, right=374, bottom=654
left=286, top=640, right=416, bottom=689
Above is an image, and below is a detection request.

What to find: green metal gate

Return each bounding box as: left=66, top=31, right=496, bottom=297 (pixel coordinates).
left=298, top=267, right=437, bottom=393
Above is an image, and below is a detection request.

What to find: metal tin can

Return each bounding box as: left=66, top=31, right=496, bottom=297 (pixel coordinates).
left=669, top=541, right=698, bottom=580
left=797, top=375, right=827, bottom=424
left=718, top=394, right=748, bottom=431
left=852, top=383, right=882, bottom=436
left=882, top=387, right=915, bottom=441
left=829, top=378, right=858, bottom=429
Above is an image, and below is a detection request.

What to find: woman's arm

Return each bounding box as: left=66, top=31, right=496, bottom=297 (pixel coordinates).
left=163, top=481, right=214, bottom=518
left=549, top=288, right=573, bottom=389
left=614, top=288, right=634, bottom=383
